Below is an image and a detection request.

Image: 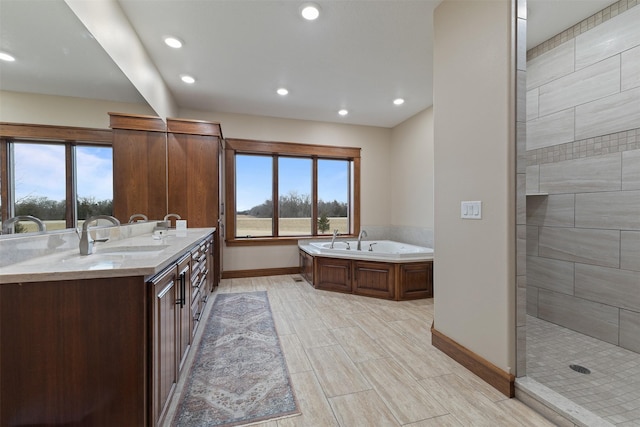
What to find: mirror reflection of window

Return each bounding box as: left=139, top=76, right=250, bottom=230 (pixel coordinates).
left=13, top=142, right=66, bottom=232
left=76, top=145, right=113, bottom=227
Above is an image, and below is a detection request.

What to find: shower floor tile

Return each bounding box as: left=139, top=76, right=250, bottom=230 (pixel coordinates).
left=527, top=315, right=640, bottom=426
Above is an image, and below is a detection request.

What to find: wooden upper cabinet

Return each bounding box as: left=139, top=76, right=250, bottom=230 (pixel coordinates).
left=110, top=113, right=168, bottom=222
left=166, top=118, right=221, bottom=228
left=110, top=114, right=222, bottom=227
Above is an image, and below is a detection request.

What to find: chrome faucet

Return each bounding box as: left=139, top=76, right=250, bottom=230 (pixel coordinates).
left=128, top=213, right=148, bottom=223
left=357, top=229, right=367, bottom=251
left=162, top=213, right=181, bottom=228
left=330, top=229, right=339, bottom=248
left=79, top=215, right=120, bottom=255
left=2, top=215, right=46, bottom=234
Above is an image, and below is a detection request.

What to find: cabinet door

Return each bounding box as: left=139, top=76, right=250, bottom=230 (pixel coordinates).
left=0, top=277, right=147, bottom=427
left=299, top=250, right=313, bottom=284
left=150, top=265, right=178, bottom=427
left=315, top=257, right=351, bottom=293
left=206, top=235, right=215, bottom=292
left=112, top=125, right=167, bottom=222
left=398, top=261, right=433, bottom=300
left=167, top=132, right=219, bottom=228
left=353, top=261, right=395, bottom=300
left=177, top=254, right=191, bottom=372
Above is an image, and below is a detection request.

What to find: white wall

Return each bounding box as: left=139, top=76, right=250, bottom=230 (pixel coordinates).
left=433, top=0, right=516, bottom=372
left=0, top=90, right=155, bottom=128
left=390, top=107, right=434, bottom=230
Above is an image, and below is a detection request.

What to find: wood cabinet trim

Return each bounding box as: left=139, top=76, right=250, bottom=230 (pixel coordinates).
left=226, top=138, right=361, bottom=159
left=166, top=118, right=222, bottom=137
left=0, top=122, right=112, bottom=143
left=109, top=112, right=166, bottom=132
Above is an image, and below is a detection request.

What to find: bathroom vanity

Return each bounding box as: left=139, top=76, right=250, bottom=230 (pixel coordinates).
left=0, top=228, right=215, bottom=427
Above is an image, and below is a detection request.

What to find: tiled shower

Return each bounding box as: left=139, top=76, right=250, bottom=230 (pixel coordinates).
left=523, top=0, right=640, bottom=424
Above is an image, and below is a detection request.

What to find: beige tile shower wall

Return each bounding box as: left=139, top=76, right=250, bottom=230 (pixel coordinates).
left=537, top=289, right=619, bottom=345
left=623, top=149, right=640, bottom=189
left=526, top=1, right=640, bottom=354
left=621, top=310, right=640, bottom=352
left=527, top=3, right=640, bottom=150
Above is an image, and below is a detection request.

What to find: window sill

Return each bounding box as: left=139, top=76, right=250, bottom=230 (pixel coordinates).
left=225, top=235, right=356, bottom=247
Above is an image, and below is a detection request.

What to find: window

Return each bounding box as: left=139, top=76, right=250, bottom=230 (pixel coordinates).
left=236, top=154, right=273, bottom=237
left=1, top=124, right=112, bottom=232
left=278, top=157, right=312, bottom=236
left=317, top=159, right=350, bottom=235
left=225, top=138, right=360, bottom=245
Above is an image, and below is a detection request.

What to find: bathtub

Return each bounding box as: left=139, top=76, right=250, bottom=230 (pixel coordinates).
left=301, top=239, right=433, bottom=261
left=298, top=239, right=434, bottom=300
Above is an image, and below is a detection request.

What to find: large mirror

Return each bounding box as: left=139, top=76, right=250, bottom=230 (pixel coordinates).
left=0, top=0, right=150, bottom=234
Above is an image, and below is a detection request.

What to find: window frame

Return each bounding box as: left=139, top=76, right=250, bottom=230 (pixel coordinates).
left=225, top=138, right=361, bottom=246
left=0, top=123, right=112, bottom=229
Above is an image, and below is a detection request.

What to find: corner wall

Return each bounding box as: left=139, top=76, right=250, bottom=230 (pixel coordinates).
left=389, top=107, right=435, bottom=248
left=433, top=0, right=516, bottom=374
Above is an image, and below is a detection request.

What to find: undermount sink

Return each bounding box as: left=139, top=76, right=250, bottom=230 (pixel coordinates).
left=96, top=245, right=170, bottom=256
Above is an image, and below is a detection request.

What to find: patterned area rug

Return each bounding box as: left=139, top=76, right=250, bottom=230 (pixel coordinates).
left=173, top=291, right=299, bottom=426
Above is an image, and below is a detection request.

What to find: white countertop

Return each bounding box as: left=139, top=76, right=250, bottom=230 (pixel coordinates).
left=0, top=228, right=215, bottom=284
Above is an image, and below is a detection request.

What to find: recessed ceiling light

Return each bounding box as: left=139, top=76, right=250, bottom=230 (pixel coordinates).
left=180, top=75, right=195, bottom=84
left=0, top=52, right=16, bottom=62
left=393, top=98, right=405, bottom=105
left=338, top=109, right=348, bottom=116
left=164, top=36, right=183, bottom=48
left=300, top=3, right=320, bottom=20
left=277, top=88, right=289, bottom=96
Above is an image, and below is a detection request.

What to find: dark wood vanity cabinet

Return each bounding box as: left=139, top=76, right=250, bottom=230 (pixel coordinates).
left=0, top=276, right=149, bottom=427
left=0, top=234, right=214, bottom=427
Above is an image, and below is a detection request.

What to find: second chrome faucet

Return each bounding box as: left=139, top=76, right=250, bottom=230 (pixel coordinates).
left=79, top=215, right=120, bottom=255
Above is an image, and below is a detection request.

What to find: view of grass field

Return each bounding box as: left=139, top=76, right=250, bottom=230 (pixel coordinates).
left=3, top=220, right=67, bottom=234
left=236, top=215, right=348, bottom=237
left=6, top=217, right=350, bottom=236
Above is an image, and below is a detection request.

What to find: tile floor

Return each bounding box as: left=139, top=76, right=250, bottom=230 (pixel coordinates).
left=167, top=275, right=555, bottom=426
left=527, top=315, right=640, bottom=426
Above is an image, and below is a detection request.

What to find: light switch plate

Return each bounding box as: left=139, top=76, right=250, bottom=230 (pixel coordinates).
left=461, top=201, right=482, bottom=219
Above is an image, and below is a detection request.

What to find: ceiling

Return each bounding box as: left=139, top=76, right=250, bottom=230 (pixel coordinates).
left=0, top=0, right=616, bottom=128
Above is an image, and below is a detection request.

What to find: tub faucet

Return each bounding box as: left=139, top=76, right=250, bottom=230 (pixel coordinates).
left=330, top=229, right=339, bottom=249
left=357, top=229, right=368, bottom=251
left=128, top=213, right=148, bottom=223
left=79, top=215, right=120, bottom=255
left=2, top=215, right=46, bottom=234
